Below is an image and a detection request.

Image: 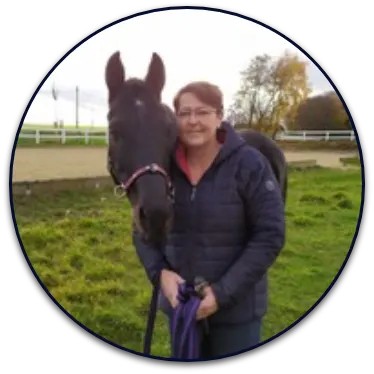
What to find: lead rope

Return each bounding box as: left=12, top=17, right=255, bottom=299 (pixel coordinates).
left=142, top=261, right=208, bottom=359
left=142, top=277, right=160, bottom=356
left=170, top=283, right=202, bottom=359
left=142, top=246, right=171, bottom=356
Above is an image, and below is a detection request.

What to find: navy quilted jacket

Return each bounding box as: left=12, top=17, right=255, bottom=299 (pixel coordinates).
left=133, top=121, right=285, bottom=324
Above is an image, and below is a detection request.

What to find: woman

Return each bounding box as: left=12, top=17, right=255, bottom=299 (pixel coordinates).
left=133, top=81, right=285, bottom=358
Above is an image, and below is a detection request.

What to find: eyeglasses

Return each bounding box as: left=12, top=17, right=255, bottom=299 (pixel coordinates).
left=176, top=108, right=217, bottom=121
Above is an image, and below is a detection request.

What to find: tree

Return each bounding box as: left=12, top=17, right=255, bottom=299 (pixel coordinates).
left=293, top=91, right=350, bottom=130
left=229, top=50, right=311, bottom=133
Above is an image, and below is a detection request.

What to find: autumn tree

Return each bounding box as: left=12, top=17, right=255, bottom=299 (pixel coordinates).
left=228, top=50, right=311, bottom=133
left=293, top=91, right=350, bottom=130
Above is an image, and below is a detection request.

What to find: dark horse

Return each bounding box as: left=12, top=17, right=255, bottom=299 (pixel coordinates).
left=105, top=51, right=288, bottom=248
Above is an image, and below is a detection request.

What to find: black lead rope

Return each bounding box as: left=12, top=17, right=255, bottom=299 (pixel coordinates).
left=142, top=238, right=171, bottom=357
left=143, top=274, right=161, bottom=356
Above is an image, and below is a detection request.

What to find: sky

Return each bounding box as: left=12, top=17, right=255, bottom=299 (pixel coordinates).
left=24, top=9, right=334, bottom=125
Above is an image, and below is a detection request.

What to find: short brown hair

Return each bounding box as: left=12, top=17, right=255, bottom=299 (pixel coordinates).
left=173, top=81, right=224, bottom=114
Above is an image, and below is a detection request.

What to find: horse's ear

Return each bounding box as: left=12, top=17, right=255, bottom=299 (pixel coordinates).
left=105, top=51, right=125, bottom=102
left=145, top=53, right=165, bottom=101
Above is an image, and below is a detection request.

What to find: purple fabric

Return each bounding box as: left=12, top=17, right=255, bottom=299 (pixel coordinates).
left=171, top=283, right=201, bottom=359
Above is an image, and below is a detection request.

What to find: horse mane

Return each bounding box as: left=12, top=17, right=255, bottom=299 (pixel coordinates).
left=161, top=103, right=176, bottom=122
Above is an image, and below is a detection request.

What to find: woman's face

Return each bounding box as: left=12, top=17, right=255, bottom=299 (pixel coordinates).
left=176, top=92, right=222, bottom=149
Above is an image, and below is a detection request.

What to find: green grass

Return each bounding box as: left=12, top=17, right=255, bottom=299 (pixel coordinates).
left=16, top=137, right=107, bottom=147
left=340, top=156, right=361, bottom=167
left=12, top=167, right=363, bottom=358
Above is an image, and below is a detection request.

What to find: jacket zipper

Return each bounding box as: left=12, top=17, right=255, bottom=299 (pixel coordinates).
left=187, top=184, right=197, bottom=283
left=190, top=185, right=197, bottom=201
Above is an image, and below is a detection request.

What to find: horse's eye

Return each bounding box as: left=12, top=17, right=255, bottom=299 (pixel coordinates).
left=110, top=128, right=123, bottom=142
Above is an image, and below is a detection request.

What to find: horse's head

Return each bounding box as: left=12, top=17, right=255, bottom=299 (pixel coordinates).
left=105, top=51, right=177, bottom=246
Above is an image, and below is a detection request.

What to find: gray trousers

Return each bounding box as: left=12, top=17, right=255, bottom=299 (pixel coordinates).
left=168, top=317, right=262, bottom=359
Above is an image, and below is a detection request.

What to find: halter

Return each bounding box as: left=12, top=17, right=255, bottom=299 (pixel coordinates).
left=114, top=163, right=175, bottom=202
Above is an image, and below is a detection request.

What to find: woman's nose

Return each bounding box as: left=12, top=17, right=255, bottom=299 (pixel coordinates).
left=188, top=114, right=199, bottom=124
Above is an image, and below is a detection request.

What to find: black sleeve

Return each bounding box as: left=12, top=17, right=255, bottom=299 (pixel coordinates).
left=211, top=151, right=285, bottom=308
left=132, top=228, right=169, bottom=286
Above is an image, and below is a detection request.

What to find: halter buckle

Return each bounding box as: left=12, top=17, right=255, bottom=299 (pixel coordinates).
left=148, top=163, right=158, bottom=173
left=114, top=184, right=127, bottom=198
left=194, top=276, right=209, bottom=299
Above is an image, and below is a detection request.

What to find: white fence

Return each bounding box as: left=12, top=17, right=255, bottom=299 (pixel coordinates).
left=276, top=130, right=356, bottom=141
left=18, top=128, right=356, bottom=145
left=19, top=128, right=109, bottom=145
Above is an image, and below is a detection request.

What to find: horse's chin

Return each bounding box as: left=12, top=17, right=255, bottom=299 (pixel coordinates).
left=132, top=205, right=171, bottom=247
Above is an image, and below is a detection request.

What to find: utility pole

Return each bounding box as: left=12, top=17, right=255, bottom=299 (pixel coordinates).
left=75, top=85, right=79, bottom=128
left=52, top=82, right=59, bottom=128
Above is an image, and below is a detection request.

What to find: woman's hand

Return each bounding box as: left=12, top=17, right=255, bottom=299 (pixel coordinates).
left=196, top=286, right=218, bottom=320
left=160, top=269, right=185, bottom=308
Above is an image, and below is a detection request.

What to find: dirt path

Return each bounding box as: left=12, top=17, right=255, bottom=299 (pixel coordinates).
left=11, top=147, right=359, bottom=182
left=284, top=150, right=358, bottom=168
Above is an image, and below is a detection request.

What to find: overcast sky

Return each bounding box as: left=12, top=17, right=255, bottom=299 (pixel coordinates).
left=29, top=9, right=334, bottom=124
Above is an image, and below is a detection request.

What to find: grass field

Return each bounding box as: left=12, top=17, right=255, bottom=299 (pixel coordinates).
left=12, top=166, right=363, bottom=358
left=340, top=156, right=361, bottom=167
left=16, top=137, right=107, bottom=147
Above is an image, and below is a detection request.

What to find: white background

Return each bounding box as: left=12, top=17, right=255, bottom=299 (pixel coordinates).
left=0, top=0, right=374, bottom=368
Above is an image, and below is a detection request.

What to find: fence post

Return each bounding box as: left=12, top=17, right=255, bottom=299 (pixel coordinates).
left=303, top=131, right=306, bottom=141
left=350, top=131, right=354, bottom=141
left=36, top=129, right=40, bottom=144
left=85, top=129, right=89, bottom=145
left=325, top=131, right=329, bottom=141
left=61, top=129, right=66, bottom=144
